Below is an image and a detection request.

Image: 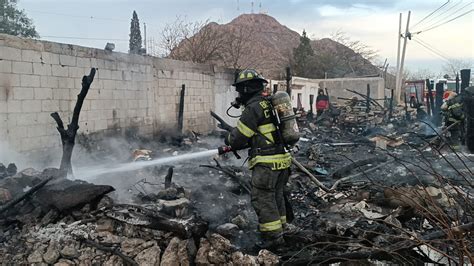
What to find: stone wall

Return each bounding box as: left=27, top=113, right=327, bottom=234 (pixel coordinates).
left=0, top=34, right=235, bottom=153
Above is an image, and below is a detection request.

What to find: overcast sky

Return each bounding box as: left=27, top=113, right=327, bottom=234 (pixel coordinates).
left=18, top=0, right=474, bottom=74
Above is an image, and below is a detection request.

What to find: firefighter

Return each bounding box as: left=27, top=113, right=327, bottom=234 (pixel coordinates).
left=441, top=92, right=465, bottom=146
left=225, top=69, right=291, bottom=249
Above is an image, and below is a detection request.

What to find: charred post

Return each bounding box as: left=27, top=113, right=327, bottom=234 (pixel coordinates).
left=434, top=82, right=444, bottom=126
left=178, top=84, right=186, bottom=134
left=389, top=89, right=394, bottom=119
left=366, top=84, right=371, bottom=113
left=286, top=66, right=292, bottom=97
left=460, top=69, right=471, bottom=93
left=51, top=68, right=96, bottom=175
left=164, top=167, right=174, bottom=189
left=455, top=73, right=460, bottom=94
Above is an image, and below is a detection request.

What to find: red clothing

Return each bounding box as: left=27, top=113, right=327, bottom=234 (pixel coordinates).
left=316, top=95, right=329, bottom=110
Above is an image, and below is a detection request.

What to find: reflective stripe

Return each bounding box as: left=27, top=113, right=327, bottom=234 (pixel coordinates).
left=259, top=220, right=282, bottom=232
left=257, top=123, right=276, bottom=144
left=237, top=120, right=255, bottom=138
left=448, top=103, right=462, bottom=110
left=249, top=153, right=292, bottom=170
left=257, top=123, right=276, bottom=134
left=280, top=216, right=287, bottom=224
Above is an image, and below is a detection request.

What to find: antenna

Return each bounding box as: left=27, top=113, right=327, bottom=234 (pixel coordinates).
left=251, top=1, right=254, bottom=13
left=237, top=0, right=239, bottom=12
left=259, top=1, right=262, bottom=13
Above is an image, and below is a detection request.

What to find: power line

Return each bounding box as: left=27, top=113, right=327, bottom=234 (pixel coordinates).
left=417, top=1, right=473, bottom=31
left=412, top=38, right=453, bottom=63
left=41, top=35, right=128, bottom=42
left=411, top=0, right=463, bottom=31
left=415, top=38, right=452, bottom=60
left=29, top=10, right=128, bottom=22
left=410, top=0, right=451, bottom=30
left=417, top=8, right=473, bottom=33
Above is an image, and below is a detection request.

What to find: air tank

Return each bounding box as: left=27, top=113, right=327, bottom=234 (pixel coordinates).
left=271, top=91, right=300, bottom=146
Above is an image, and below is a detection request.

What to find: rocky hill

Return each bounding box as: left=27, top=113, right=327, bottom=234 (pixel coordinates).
left=170, top=13, right=380, bottom=80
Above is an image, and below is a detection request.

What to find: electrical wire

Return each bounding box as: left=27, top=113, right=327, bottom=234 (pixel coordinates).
left=226, top=105, right=241, bottom=118
left=417, top=8, right=474, bottom=33
left=412, top=38, right=453, bottom=64
left=411, top=0, right=462, bottom=31
left=29, top=10, right=129, bottom=22
left=415, top=38, right=453, bottom=60
left=415, top=1, right=472, bottom=32
left=41, top=35, right=128, bottom=41
left=410, top=0, right=451, bottom=30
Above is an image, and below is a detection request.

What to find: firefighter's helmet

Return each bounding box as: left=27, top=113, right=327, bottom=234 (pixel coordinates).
left=233, top=69, right=268, bottom=89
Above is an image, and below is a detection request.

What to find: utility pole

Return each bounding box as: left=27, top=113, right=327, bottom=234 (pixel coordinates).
left=143, top=22, right=147, bottom=54
left=397, top=11, right=411, bottom=103
left=395, top=13, right=402, bottom=103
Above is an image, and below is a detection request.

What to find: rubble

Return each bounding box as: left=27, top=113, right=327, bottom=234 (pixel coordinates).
left=0, top=101, right=472, bottom=265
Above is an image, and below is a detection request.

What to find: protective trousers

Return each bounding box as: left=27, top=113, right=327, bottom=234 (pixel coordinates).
left=251, top=165, right=290, bottom=239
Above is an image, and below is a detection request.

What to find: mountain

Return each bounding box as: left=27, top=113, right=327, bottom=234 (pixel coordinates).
left=170, top=13, right=380, bottom=80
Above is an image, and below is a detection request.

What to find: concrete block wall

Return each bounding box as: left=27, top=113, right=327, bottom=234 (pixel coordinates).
left=290, top=76, right=385, bottom=110
left=0, top=34, right=235, bottom=153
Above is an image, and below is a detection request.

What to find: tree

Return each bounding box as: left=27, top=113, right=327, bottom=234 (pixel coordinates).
left=0, top=0, right=38, bottom=38
left=292, top=30, right=315, bottom=77
left=160, top=17, right=225, bottom=64
left=129, top=10, right=142, bottom=54
left=442, top=59, right=472, bottom=78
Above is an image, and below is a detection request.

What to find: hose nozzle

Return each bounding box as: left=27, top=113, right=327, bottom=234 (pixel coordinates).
left=218, top=145, right=232, bottom=155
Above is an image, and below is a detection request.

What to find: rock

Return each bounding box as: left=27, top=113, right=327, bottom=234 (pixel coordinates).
left=27, top=248, right=44, bottom=263
left=97, top=195, right=114, bottom=209
left=195, top=238, right=211, bottom=265
left=135, top=245, right=161, bottom=266
left=103, top=255, right=122, bottom=266
left=96, top=218, right=115, bottom=232
left=6, top=163, right=17, bottom=176
left=208, top=233, right=234, bottom=253
left=216, top=223, right=239, bottom=238
left=159, top=198, right=190, bottom=217
left=156, top=187, right=179, bottom=200
left=97, top=232, right=122, bottom=244
left=160, top=237, right=181, bottom=266
left=0, top=187, right=12, bottom=203
left=121, top=238, right=146, bottom=256
left=231, top=251, right=258, bottom=265
left=207, top=247, right=228, bottom=264
left=177, top=239, right=197, bottom=265
left=40, top=209, right=60, bottom=226
left=231, top=214, right=249, bottom=229
left=43, top=242, right=60, bottom=264
left=257, top=249, right=279, bottom=265
left=34, top=179, right=114, bottom=211
left=60, top=243, right=79, bottom=258
left=54, top=259, right=75, bottom=266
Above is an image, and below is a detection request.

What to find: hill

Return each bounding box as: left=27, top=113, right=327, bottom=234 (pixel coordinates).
left=170, top=13, right=380, bottom=80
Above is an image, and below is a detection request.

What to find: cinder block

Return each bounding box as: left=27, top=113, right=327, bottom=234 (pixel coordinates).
left=52, top=65, right=69, bottom=77
left=102, top=80, right=116, bottom=90
left=7, top=100, right=21, bottom=113
left=90, top=58, right=105, bottom=68
left=59, top=55, right=77, bottom=66
left=17, top=113, right=37, bottom=126
left=19, top=74, right=40, bottom=87
left=41, top=52, right=60, bottom=65
left=0, top=46, right=21, bottom=61
left=13, top=87, right=34, bottom=100
left=12, top=62, right=33, bottom=74
left=22, top=100, right=42, bottom=112
left=32, top=63, right=52, bottom=75
left=58, top=77, right=76, bottom=89
left=111, top=70, right=122, bottom=80
left=21, top=50, right=42, bottom=63
left=9, top=126, right=28, bottom=139
left=34, top=87, right=53, bottom=100
left=40, top=76, right=59, bottom=88
left=41, top=100, right=59, bottom=112
left=69, top=67, right=87, bottom=78
left=95, top=119, right=107, bottom=130
left=0, top=60, right=12, bottom=73
left=97, top=69, right=112, bottom=80
left=0, top=73, right=20, bottom=87
left=53, top=89, right=70, bottom=100
left=76, top=57, right=91, bottom=68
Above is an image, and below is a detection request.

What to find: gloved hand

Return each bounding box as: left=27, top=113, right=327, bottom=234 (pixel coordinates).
left=224, top=132, right=231, bottom=146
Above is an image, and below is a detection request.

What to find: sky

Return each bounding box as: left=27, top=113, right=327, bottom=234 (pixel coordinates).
left=17, top=0, right=474, bottom=75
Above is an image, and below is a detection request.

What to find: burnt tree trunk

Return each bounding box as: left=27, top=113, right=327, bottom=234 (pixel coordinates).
left=51, top=68, right=96, bottom=176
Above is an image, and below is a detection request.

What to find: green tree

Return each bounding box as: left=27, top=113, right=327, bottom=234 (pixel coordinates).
left=129, top=10, right=142, bottom=54
left=0, top=0, right=39, bottom=38
left=292, top=30, right=314, bottom=77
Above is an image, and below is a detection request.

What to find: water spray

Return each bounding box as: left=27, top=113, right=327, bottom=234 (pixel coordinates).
left=75, top=146, right=235, bottom=180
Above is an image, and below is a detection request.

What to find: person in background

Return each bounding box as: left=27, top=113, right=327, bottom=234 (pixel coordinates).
left=315, top=89, right=329, bottom=116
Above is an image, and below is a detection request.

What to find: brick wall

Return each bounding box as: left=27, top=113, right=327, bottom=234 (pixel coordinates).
left=0, top=34, right=235, bottom=153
